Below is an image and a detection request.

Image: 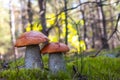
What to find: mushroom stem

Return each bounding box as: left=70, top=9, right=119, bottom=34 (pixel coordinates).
left=49, top=52, right=66, bottom=73
left=25, top=45, right=43, bottom=69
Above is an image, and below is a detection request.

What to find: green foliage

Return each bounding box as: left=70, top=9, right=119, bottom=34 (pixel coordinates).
left=1, top=55, right=120, bottom=80
left=46, top=13, right=56, bottom=27
left=46, top=13, right=86, bottom=52
left=42, top=54, right=49, bottom=68
left=0, top=69, right=46, bottom=80
left=26, top=22, right=43, bottom=31
left=9, top=58, right=24, bottom=69
left=67, top=56, right=120, bottom=80
left=0, top=69, right=71, bottom=80
left=26, top=12, right=86, bottom=52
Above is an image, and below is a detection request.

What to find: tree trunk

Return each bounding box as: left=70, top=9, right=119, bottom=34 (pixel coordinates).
left=9, top=0, right=18, bottom=57
left=81, top=10, right=88, bottom=49
left=20, top=0, right=27, bottom=32
left=109, top=1, right=115, bottom=49
left=38, top=0, right=47, bottom=36
left=98, top=0, right=109, bottom=49
left=64, top=0, right=68, bottom=45
left=79, top=0, right=88, bottom=49
left=27, top=0, right=33, bottom=30
left=91, top=23, right=95, bottom=48
left=95, top=0, right=103, bottom=49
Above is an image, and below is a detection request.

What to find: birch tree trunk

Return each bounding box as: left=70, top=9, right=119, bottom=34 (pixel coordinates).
left=9, top=0, right=18, bottom=58
left=20, top=0, right=27, bottom=32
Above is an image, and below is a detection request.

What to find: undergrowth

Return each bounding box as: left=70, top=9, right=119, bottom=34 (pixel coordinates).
left=0, top=48, right=120, bottom=80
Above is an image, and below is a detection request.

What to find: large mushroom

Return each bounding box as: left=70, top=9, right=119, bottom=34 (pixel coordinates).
left=41, top=42, right=69, bottom=73
left=15, top=31, right=49, bottom=69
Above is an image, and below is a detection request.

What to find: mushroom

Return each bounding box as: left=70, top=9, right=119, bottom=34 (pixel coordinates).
left=41, top=42, right=69, bottom=73
left=15, top=31, right=49, bottom=69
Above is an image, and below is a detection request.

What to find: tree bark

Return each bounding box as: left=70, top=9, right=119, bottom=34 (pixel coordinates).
left=79, top=0, right=88, bottom=49
left=109, top=1, right=115, bottom=49
left=9, top=0, right=18, bottom=57
left=91, top=23, right=95, bottom=48
left=20, top=0, right=27, bottom=32
left=64, top=0, right=68, bottom=45
left=38, top=0, right=47, bottom=36
left=27, top=0, right=33, bottom=30
left=98, top=0, right=109, bottom=49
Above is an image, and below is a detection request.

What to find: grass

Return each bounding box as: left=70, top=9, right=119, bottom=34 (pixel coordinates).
left=0, top=69, right=71, bottom=80
left=0, top=50, right=120, bottom=80
left=72, top=56, right=120, bottom=80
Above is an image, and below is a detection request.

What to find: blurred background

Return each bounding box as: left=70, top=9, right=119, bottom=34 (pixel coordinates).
left=0, top=0, right=120, bottom=60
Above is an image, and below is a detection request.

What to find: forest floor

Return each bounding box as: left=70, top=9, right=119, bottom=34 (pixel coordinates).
left=0, top=47, right=120, bottom=80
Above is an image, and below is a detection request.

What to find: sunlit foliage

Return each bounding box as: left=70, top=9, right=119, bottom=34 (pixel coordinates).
left=25, top=12, right=86, bottom=53
left=26, top=21, right=43, bottom=31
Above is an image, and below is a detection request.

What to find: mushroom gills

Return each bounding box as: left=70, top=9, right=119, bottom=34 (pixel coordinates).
left=25, top=45, right=43, bottom=69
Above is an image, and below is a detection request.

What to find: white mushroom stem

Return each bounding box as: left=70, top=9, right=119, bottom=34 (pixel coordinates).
left=49, top=52, right=66, bottom=73
left=25, top=45, right=43, bottom=69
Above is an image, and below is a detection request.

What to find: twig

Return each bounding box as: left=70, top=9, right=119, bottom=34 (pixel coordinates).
left=46, top=1, right=119, bottom=21
left=72, top=65, right=82, bottom=80
left=116, top=32, right=120, bottom=41
left=45, top=1, right=107, bottom=21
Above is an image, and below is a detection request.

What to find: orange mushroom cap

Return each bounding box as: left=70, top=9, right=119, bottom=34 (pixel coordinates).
left=41, top=42, right=69, bottom=54
left=15, top=31, right=49, bottom=47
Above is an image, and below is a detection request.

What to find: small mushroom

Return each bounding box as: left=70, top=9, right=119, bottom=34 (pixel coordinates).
left=15, top=31, right=49, bottom=69
left=41, top=42, right=69, bottom=73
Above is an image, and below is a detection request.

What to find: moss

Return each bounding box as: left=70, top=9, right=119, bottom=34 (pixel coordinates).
left=0, top=69, right=71, bottom=80
left=67, top=56, right=120, bottom=80
left=1, top=51, right=120, bottom=80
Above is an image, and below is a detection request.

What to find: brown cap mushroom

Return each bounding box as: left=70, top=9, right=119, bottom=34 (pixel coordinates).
left=41, top=42, right=69, bottom=73
left=15, top=31, right=49, bottom=47
left=15, top=31, right=49, bottom=69
left=41, top=42, right=69, bottom=54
